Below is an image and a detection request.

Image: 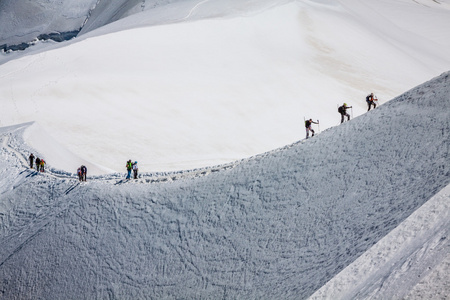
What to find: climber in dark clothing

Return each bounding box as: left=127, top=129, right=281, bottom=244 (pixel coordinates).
left=305, top=119, right=319, bottom=138
left=366, top=93, right=377, bottom=111
left=338, top=103, right=352, bottom=123
left=29, top=153, right=35, bottom=169
left=80, top=165, right=87, bottom=181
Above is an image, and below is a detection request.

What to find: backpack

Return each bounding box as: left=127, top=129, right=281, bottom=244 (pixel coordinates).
left=338, top=105, right=344, bottom=114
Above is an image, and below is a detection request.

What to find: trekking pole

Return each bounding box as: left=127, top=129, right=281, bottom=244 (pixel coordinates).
left=317, top=120, right=320, bottom=133
left=351, top=107, right=353, bottom=119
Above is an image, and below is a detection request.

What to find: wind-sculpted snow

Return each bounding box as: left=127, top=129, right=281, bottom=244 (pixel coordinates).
left=0, top=72, right=449, bottom=298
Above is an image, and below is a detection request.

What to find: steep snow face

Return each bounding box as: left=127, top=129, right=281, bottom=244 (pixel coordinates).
left=0, top=72, right=449, bottom=299
left=311, top=182, right=450, bottom=299
left=1, top=0, right=450, bottom=173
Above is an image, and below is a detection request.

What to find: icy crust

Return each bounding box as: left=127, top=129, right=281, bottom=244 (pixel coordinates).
left=0, top=72, right=449, bottom=299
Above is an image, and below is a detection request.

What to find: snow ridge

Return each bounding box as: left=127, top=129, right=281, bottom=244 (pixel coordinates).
left=0, top=71, right=449, bottom=298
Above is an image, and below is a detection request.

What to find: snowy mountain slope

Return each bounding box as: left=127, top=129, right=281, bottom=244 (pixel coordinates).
left=1, top=0, right=450, bottom=173
left=0, top=71, right=449, bottom=299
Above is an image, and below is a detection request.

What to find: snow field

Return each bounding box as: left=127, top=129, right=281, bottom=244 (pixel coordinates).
left=1, top=0, right=450, bottom=173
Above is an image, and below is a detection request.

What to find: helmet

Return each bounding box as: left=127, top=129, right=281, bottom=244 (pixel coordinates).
left=135, top=161, right=137, bottom=164
left=344, top=103, right=347, bottom=106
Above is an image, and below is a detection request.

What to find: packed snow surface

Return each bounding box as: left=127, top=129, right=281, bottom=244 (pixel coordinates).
left=1, top=0, right=450, bottom=173
left=0, top=71, right=449, bottom=299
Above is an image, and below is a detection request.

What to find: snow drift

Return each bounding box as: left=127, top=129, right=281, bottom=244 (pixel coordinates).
left=0, top=71, right=449, bottom=299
